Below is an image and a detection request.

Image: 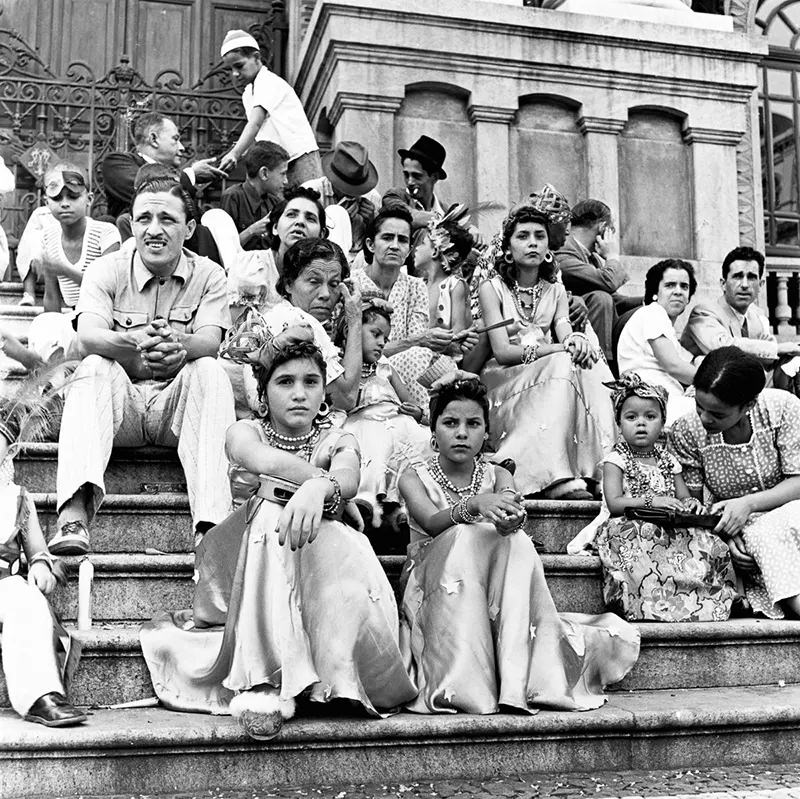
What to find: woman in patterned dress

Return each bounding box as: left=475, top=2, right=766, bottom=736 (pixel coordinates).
left=671, top=347, right=800, bottom=619
left=398, top=377, right=639, bottom=714
left=351, top=205, right=459, bottom=407
left=592, top=374, right=736, bottom=622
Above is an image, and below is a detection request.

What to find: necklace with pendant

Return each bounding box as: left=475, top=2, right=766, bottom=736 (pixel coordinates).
left=429, top=454, right=486, bottom=499
left=512, top=280, right=543, bottom=324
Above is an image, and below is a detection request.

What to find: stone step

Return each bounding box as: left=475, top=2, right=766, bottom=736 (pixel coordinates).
left=0, top=304, right=41, bottom=337
left=15, top=615, right=799, bottom=709
left=48, top=553, right=602, bottom=622
left=3, top=685, right=800, bottom=796
left=33, top=493, right=193, bottom=554
left=18, top=443, right=185, bottom=496
left=17, top=445, right=600, bottom=553
left=0, top=282, right=42, bottom=305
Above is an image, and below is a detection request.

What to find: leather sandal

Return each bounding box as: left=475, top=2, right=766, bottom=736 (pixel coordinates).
left=48, top=520, right=90, bottom=556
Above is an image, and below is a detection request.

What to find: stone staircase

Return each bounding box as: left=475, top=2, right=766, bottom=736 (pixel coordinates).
left=2, top=285, right=800, bottom=797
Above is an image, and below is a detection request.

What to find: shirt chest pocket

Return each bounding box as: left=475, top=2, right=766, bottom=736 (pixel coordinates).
left=167, top=305, right=197, bottom=333
left=112, top=310, right=150, bottom=331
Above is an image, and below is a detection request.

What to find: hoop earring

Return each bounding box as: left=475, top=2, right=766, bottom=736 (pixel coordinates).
left=316, top=401, right=330, bottom=422
left=257, top=402, right=268, bottom=418
left=430, top=436, right=439, bottom=452
left=543, top=251, right=554, bottom=264
left=651, top=295, right=658, bottom=302
left=503, top=251, right=514, bottom=264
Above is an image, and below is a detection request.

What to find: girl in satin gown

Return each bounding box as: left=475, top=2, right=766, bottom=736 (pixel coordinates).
left=398, top=377, right=640, bottom=715
left=478, top=192, right=616, bottom=499
left=141, top=340, right=417, bottom=739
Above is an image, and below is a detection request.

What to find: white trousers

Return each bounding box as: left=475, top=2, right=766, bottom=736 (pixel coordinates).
left=0, top=576, right=63, bottom=716
left=56, top=355, right=235, bottom=528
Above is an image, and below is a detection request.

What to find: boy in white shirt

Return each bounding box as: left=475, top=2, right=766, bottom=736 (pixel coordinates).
left=218, top=29, right=321, bottom=186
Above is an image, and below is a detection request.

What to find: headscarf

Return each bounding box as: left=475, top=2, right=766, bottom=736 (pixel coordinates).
left=426, top=203, right=475, bottom=275
left=604, top=372, right=668, bottom=423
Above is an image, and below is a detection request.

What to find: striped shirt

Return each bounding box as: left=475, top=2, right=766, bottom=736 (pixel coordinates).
left=39, top=218, right=120, bottom=307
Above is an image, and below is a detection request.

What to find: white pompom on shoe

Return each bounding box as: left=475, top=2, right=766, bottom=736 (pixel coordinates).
left=230, top=687, right=296, bottom=740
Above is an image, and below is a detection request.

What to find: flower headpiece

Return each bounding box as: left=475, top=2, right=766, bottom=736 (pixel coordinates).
left=604, top=372, right=668, bottom=423
left=507, top=184, right=571, bottom=228
left=361, top=290, right=393, bottom=318
left=426, top=203, right=474, bottom=274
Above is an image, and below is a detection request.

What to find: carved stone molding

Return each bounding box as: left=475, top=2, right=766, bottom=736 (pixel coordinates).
left=682, top=126, right=744, bottom=145
left=726, top=0, right=759, bottom=35
left=577, top=116, right=627, bottom=135
left=467, top=105, right=517, bottom=125
left=736, top=97, right=758, bottom=247
left=328, top=92, right=404, bottom=127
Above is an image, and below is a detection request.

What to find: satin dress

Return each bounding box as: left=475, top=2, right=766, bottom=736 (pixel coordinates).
left=140, top=424, right=417, bottom=716
left=400, top=458, right=640, bottom=714
left=481, top=277, right=617, bottom=495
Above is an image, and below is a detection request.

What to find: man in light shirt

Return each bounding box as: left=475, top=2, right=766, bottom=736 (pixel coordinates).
left=681, top=246, right=800, bottom=366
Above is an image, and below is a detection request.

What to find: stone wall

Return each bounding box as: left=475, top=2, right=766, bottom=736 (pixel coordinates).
left=293, top=0, right=766, bottom=300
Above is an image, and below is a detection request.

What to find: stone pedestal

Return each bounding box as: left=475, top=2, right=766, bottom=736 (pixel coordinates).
left=579, top=117, right=626, bottom=228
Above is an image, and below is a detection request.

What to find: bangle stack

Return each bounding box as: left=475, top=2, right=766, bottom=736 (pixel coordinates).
left=449, top=497, right=481, bottom=525
left=522, top=343, right=540, bottom=364
left=564, top=331, right=589, bottom=348
left=644, top=493, right=654, bottom=509
left=319, top=472, right=343, bottom=515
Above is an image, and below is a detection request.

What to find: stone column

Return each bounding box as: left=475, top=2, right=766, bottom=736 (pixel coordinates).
left=468, top=104, right=516, bottom=235
left=329, top=93, right=404, bottom=195
left=682, top=127, right=743, bottom=262
left=578, top=116, right=626, bottom=222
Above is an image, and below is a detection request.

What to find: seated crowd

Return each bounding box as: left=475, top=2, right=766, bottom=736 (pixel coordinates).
left=2, top=27, right=800, bottom=737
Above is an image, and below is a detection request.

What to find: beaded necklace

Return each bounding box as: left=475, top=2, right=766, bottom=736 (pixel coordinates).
left=429, top=454, right=486, bottom=499
left=263, top=420, right=320, bottom=462
left=613, top=439, right=675, bottom=498
left=361, top=362, right=378, bottom=381
left=511, top=280, right=544, bottom=324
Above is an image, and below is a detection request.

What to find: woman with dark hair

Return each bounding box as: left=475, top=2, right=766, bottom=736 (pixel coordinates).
left=351, top=205, right=461, bottom=407
left=478, top=192, right=616, bottom=499
left=225, top=237, right=362, bottom=416
left=398, top=377, right=639, bottom=714
left=617, top=259, right=699, bottom=424
left=671, top=347, right=800, bottom=619
left=141, top=340, right=417, bottom=738
left=227, top=186, right=327, bottom=312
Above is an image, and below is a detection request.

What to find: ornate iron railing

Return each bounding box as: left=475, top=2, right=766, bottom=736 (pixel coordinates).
left=0, top=13, right=286, bottom=251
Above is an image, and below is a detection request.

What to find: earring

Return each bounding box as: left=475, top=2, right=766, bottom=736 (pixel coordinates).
left=430, top=436, right=439, bottom=452
left=543, top=251, right=554, bottom=264
left=257, top=402, right=269, bottom=418
left=503, top=251, right=514, bottom=264
left=316, top=401, right=330, bottom=421
left=652, top=295, right=658, bottom=302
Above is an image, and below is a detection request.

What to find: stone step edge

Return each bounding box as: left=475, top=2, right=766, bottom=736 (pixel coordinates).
left=63, top=617, right=800, bottom=654
left=0, top=304, right=42, bottom=317
left=30, top=493, right=190, bottom=510
left=18, top=442, right=180, bottom=461
left=4, top=685, right=800, bottom=752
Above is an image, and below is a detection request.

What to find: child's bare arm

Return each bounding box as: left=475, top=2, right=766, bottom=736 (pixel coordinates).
left=219, top=106, right=268, bottom=171
left=20, top=493, right=57, bottom=595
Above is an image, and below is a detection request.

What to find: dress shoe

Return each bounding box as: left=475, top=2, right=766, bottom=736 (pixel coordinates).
left=49, top=520, right=90, bottom=556
left=24, top=693, right=87, bottom=727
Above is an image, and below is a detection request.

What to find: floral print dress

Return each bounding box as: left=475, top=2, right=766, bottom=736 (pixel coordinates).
left=596, top=446, right=737, bottom=622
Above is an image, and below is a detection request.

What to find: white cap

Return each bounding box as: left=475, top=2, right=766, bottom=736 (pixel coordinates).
left=0, top=156, right=14, bottom=195
left=220, top=29, right=260, bottom=57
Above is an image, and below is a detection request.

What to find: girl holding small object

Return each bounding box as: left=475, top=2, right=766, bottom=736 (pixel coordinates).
left=398, top=377, right=639, bottom=714
left=478, top=189, right=616, bottom=499
left=584, top=374, right=736, bottom=622
left=141, top=340, right=416, bottom=739
left=339, top=294, right=430, bottom=527
left=0, top=397, right=85, bottom=727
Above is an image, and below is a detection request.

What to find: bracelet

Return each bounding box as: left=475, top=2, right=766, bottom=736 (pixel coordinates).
left=28, top=551, right=54, bottom=572
left=500, top=487, right=517, bottom=496
left=458, top=497, right=481, bottom=524
left=318, top=473, right=343, bottom=515
left=644, top=493, right=653, bottom=509
left=522, top=343, right=539, bottom=364
left=564, top=331, right=589, bottom=347
left=449, top=504, right=460, bottom=526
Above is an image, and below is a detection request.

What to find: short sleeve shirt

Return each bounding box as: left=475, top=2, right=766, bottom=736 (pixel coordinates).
left=77, top=248, right=230, bottom=336
left=617, top=303, right=687, bottom=376
left=243, top=66, right=318, bottom=160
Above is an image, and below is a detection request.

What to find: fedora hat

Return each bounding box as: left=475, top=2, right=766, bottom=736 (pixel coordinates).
left=397, top=135, right=447, bottom=180
left=321, top=141, right=378, bottom=197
